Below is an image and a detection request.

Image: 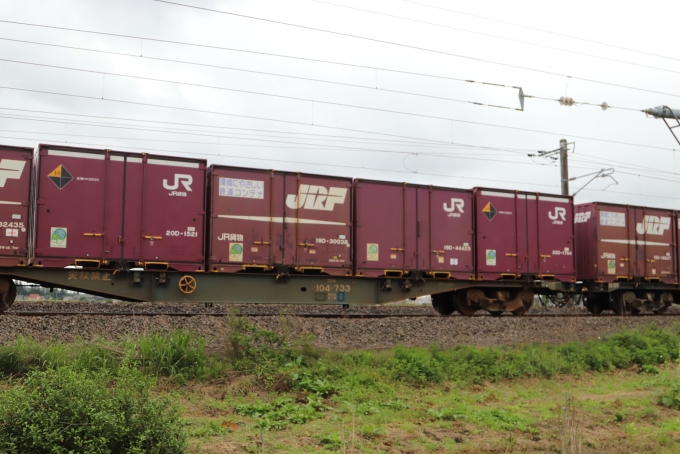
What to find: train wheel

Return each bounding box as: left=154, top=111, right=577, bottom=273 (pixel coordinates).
left=511, top=290, right=534, bottom=316
left=455, top=289, right=482, bottom=316
left=585, top=294, right=606, bottom=315
left=654, top=292, right=673, bottom=314
left=431, top=292, right=457, bottom=315
left=612, top=291, right=636, bottom=315
left=0, top=277, right=16, bottom=313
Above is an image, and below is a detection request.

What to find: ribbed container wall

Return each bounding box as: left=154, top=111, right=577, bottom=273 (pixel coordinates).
left=474, top=188, right=575, bottom=281
left=33, top=145, right=206, bottom=271
left=575, top=202, right=676, bottom=283
left=353, top=180, right=474, bottom=278
left=208, top=166, right=352, bottom=275
left=0, top=145, right=33, bottom=266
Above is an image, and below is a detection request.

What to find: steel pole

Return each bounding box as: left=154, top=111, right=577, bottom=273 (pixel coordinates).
left=560, top=139, right=569, bottom=196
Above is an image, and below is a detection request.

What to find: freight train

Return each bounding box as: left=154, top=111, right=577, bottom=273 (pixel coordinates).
left=0, top=143, right=676, bottom=316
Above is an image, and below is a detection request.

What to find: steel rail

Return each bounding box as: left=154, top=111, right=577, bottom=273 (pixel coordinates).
left=2, top=311, right=679, bottom=318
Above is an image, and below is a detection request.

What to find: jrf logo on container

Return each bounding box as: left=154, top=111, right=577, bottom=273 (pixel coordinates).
left=0, top=159, right=25, bottom=187
left=636, top=216, right=671, bottom=236
left=286, top=185, right=347, bottom=211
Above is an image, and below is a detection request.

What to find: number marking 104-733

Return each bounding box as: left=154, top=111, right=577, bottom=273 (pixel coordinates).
left=316, top=284, right=351, bottom=292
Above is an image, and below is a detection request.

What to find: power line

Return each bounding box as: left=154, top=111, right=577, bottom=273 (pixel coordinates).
left=0, top=132, right=564, bottom=189
left=1, top=84, right=676, bottom=152
left=0, top=111, right=538, bottom=154
left=149, top=0, right=680, bottom=99
left=0, top=21, right=519, bottom=92
left=0, top=86, right=456, bottom=144
left=0, top=126, right=557, bottom=168
left=0, top=57, right=521, bottom=112
left=310, top=0, right=680, bottom=76
left=396, top=0, right=680, bottom=63
left=3, top=131, right=677, bottom=201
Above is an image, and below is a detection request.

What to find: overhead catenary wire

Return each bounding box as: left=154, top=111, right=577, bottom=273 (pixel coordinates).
left=148, top=0, right=680, bottom=99
left=0, top=36, right=522, bottom=112
left=0, top=125, right=556, bottom=167
left=1, top=84, right=676, bottom=153
left=0, top=111, right=540, bottom=155
left=0, top=57, right=522, bottom=112
left=310, top=0, right=680, bottom=76
left=0, top=21, right=522, bottom=92
left=396, top=0, right=680, bottom=63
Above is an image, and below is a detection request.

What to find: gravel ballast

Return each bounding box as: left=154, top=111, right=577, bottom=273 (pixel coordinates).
left=2, top=303, right=679, bottom=350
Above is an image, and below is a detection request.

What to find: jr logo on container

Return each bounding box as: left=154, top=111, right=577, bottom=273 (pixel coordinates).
left=443, top=198, right=464, bottom=217
left=548, top=207, right=567, bottom=225
left=636, top=216, right=671, bottom=235
left=163, top=174, right=193, bottom=197
left=286, top=185, right=347, bottom=211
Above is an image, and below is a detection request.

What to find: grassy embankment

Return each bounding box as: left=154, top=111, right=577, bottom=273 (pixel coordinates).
left=1, top=320, right=680, bottom=453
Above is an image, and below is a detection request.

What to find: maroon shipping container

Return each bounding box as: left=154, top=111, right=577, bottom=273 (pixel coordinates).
left=34, top=145, right=206, bottom=271
left=0, top=145, right=33, bottom=266
left=474, top=188, right=575, bottom=281
left=208, top=166, right=352, bottom=275
left=575, top=202, right=676, bottom=283
left=354, top=180, right=474, bottom=278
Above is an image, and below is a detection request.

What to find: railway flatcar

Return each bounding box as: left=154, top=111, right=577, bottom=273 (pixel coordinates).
left=0, top=142, right=676, bottom=317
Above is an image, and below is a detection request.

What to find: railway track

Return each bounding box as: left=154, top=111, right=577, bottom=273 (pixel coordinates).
left=2, top=311, right=680, bottom=318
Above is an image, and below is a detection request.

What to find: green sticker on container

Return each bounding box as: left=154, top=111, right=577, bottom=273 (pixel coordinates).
left=367, top=243, right=379, bottom=261
left=50, top=227, right=67, bottom=248
left=229, top=242, right=243, bottom=262
left=607, top=259, right=616, bottom=275
left=486, top=249, right=496, bottom=266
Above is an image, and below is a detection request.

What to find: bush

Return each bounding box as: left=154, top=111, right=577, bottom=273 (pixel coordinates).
left=658, top=377, right=680, bottom=410
left=0, top=364, right=187, bottom=454
left=0, top=331, right=222, bottom=383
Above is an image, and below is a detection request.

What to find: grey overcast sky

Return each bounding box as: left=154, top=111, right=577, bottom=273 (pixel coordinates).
left=0, top=0, right=678, bottom=206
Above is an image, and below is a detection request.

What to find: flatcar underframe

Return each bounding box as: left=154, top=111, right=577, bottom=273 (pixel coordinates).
left=0, top=268, right=575, bottom=314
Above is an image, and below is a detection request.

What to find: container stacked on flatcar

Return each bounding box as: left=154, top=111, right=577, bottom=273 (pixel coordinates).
left=575, top=202, right=677, bottom=314
left=33, top=145, right=207, bottom=271
left=353, top=180, right=474, bottom=279
left=207, top=166, right=352, bottom=276
left=0, top=145, right=33, bottom=267
left=473, top=188, right=575, bottom=281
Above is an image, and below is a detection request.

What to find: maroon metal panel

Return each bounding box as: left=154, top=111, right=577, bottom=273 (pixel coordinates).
left=34, top=145, right=206, bottom=271
left=0, top=144, right=33, bottom=266
left=139, top=155, right=206, bottom=271
left=354, top=180, right=473, bottom=278
left=575, top=202, right=676, bottom=283
left=474, top=188, right=575, bottom=281
left=208, top=166, right=352, bottom=275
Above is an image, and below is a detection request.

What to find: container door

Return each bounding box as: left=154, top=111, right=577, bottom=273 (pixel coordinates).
left=354, top=182, right=408, bottom=275
left=0, top=148, right=32, bottom=264
left=140, top=157, right=206, bottom=270
left=596, top=206, right=630, bottom=279
left=35, top=149, right=107, bottom=264
left=285, top=175, right=352, bottom=273
left=428, top=188, right=474, bottom=278
left=634, top=208, right=674, bottom=281
left=475, top=190, right=519, bottom=277
left=101, top=155, right=144, bottom=267
left=208, top=168, right=277, bottom=271
left=537, top=195, right=575, bottom=277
